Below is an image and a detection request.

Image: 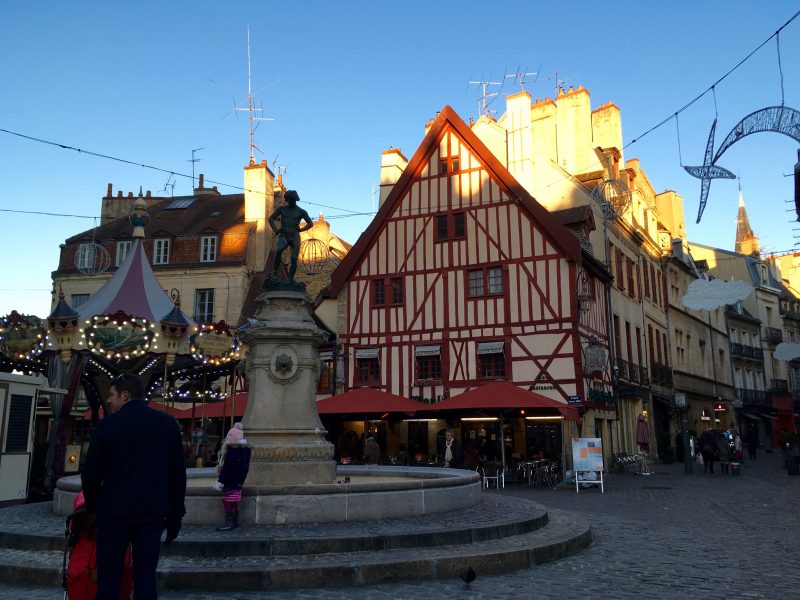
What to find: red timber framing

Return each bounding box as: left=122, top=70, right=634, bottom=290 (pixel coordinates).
left=331, top=106, right=611, bottom=405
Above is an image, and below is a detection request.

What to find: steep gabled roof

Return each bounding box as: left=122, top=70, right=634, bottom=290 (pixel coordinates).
left=330, top=105, right=581, bottom=295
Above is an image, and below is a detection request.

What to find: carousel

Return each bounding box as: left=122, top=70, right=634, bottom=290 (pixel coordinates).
left=0, top=197, right=242, bottom=493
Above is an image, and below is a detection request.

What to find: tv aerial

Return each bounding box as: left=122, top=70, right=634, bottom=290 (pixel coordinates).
left=505, top=67, right=539, bottom=92
left=467, top=75, right=503, bottom=118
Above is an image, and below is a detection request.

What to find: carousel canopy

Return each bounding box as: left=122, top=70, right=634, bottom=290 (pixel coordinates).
left=76, top=239, right=192, bottom=324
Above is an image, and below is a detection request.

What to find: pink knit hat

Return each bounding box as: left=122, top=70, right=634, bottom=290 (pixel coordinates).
left=225, top=422, right=243, bottom=445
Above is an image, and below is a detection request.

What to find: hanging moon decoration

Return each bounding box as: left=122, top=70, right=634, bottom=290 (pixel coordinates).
left=684, top=106, right=800, bottom=223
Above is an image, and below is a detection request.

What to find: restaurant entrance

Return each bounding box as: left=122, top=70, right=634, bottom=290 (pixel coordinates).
left=460, top=419, right=514, bottom=463
left=525, top=419, right=563, bottom=460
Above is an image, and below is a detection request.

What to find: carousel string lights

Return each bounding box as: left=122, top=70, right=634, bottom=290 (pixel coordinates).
left=0, top=311, right=47, bottom=361
left=83, top=311, right=155, bottom=360
left=189, top=321, right=241, bottom=366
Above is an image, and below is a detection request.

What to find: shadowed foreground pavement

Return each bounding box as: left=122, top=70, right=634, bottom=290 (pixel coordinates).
left=1, top=451, right=797, bottom=599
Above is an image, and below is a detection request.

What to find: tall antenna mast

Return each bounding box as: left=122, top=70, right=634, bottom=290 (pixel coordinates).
left=467, top=78, right=503, bottom=118
left=505, top=68, right=539, bottom=92
left=189, top=147, right=204, bottom=190
left=236, top=25, right=274, bottom=165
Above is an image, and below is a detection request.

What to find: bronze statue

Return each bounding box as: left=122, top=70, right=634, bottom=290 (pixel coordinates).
left=268, top=190, right=313, bottom=281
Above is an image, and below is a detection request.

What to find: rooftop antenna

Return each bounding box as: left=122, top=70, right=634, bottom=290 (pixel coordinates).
left=237, top=25, right=274, bottom=165
left=272, top=154, right=289, bottom=181
left=371, top=183, right=378, bottom=217
left=189, top=148, right=204, bottom=190
left=505, top=67, right=539, bottom=92
left=467, top=76, right=503, bottom=118
left=537, top=71, right=568, bottom=96
left=158, top=173, right=177, bottom=197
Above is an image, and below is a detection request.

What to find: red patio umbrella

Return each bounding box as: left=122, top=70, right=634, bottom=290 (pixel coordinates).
left=315, top=387, right=426, bottom=414
left=430, top=381, right=579, bottom=421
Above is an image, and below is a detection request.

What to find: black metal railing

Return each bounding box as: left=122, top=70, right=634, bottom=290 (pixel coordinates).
left=730, top=342, right=764, bottom=360
left=650, top=362, right=673, bottom=387
left=763, top=327, right=783, bottom=345
left=734, top=388, right=769, bottom=405
left=614, top=359, right=648, bottom=386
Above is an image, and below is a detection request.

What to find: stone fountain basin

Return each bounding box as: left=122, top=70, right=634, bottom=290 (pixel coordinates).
left=54, top=465, right=482, bottom=524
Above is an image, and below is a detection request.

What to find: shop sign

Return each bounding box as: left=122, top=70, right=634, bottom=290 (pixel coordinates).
left=714, top=402, right=727, bottom=413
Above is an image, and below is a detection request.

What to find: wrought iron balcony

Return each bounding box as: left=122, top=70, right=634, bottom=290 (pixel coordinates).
left=734, top=388, right=769, bottom=405
left=614, top=358, right=647, bottom=386
left=730, top=342, right=764, bottom=360
left=649, top=362, right=673, bottom=387
left=763, top=327, right=783, bottom=345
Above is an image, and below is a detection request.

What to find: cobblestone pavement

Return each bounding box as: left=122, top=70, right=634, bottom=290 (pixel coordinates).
left=1, top=452, right=798, bottom=599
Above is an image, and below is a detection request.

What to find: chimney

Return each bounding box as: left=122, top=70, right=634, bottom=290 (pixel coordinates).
left=194, top=173, right=220, bottom=196
left=244, top=160, right=275, bottom=270
left=379, top=148, right=407, bottom=207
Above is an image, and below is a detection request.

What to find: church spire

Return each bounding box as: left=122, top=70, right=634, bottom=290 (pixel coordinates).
left=734, top=177, right=760, bottom=257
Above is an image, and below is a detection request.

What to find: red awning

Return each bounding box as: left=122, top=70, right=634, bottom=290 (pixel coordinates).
left=430, top=381, right=579, bottom=421
left=316, top=388, right=426, bottom=415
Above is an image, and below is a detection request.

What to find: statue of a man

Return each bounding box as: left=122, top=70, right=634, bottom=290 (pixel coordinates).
left=268, top=190, right=313, bottom=280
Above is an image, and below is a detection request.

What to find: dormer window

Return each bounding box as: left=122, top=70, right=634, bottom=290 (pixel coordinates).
left=200, top=235, right=217, bottom=262
left=153, top=238, right=170, bottom=265
left=116, top=241, right=132, bottom=267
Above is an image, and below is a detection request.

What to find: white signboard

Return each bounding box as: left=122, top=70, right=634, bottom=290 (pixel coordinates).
left=571, top=437, right=604, bottom=493
left=572, top=437, right=604, bottom=472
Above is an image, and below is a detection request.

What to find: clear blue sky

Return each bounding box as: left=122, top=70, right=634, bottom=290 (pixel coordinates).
left=1, top=1, right=799, bottom=318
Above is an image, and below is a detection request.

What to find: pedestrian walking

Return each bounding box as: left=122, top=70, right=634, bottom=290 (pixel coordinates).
left=214, top=423, right=251, bottom=531
left=82, top=373, right=187, bottom=599
left=717, top=431, right=732, bottom=474
left=699, top=429, right=719, bottom=474
left=745, top=426, right=758, bottom=459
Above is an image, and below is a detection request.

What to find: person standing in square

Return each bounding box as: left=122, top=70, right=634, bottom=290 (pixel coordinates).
left=82, top=373, right=186, bottom=599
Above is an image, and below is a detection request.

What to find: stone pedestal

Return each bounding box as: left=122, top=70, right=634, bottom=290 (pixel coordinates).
left=238, top=286, right=335, bottom=485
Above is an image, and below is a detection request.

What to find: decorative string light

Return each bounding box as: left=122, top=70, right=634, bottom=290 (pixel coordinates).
left=0, top=312, right=47, bottom=361
left=189, top=321, right=241, bottom=366
left=84, top=311, right=155, bottom=360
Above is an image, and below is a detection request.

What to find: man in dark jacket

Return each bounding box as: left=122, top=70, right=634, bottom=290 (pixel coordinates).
left=437, top=429, right=464, bottom=468
left=82, top=373, right=186, bottom=599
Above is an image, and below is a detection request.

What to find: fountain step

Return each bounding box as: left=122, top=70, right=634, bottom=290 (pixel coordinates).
left=0, top=494, right=545, bottom=557
left=0, top=508, right=591, bottom=591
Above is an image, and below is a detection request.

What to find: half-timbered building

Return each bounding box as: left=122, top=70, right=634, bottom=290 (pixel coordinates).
left=327, top=106, right=611, bottom=463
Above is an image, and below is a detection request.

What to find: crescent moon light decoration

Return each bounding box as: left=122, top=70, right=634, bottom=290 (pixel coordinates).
left=683, top=105, right=800, bottom=223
